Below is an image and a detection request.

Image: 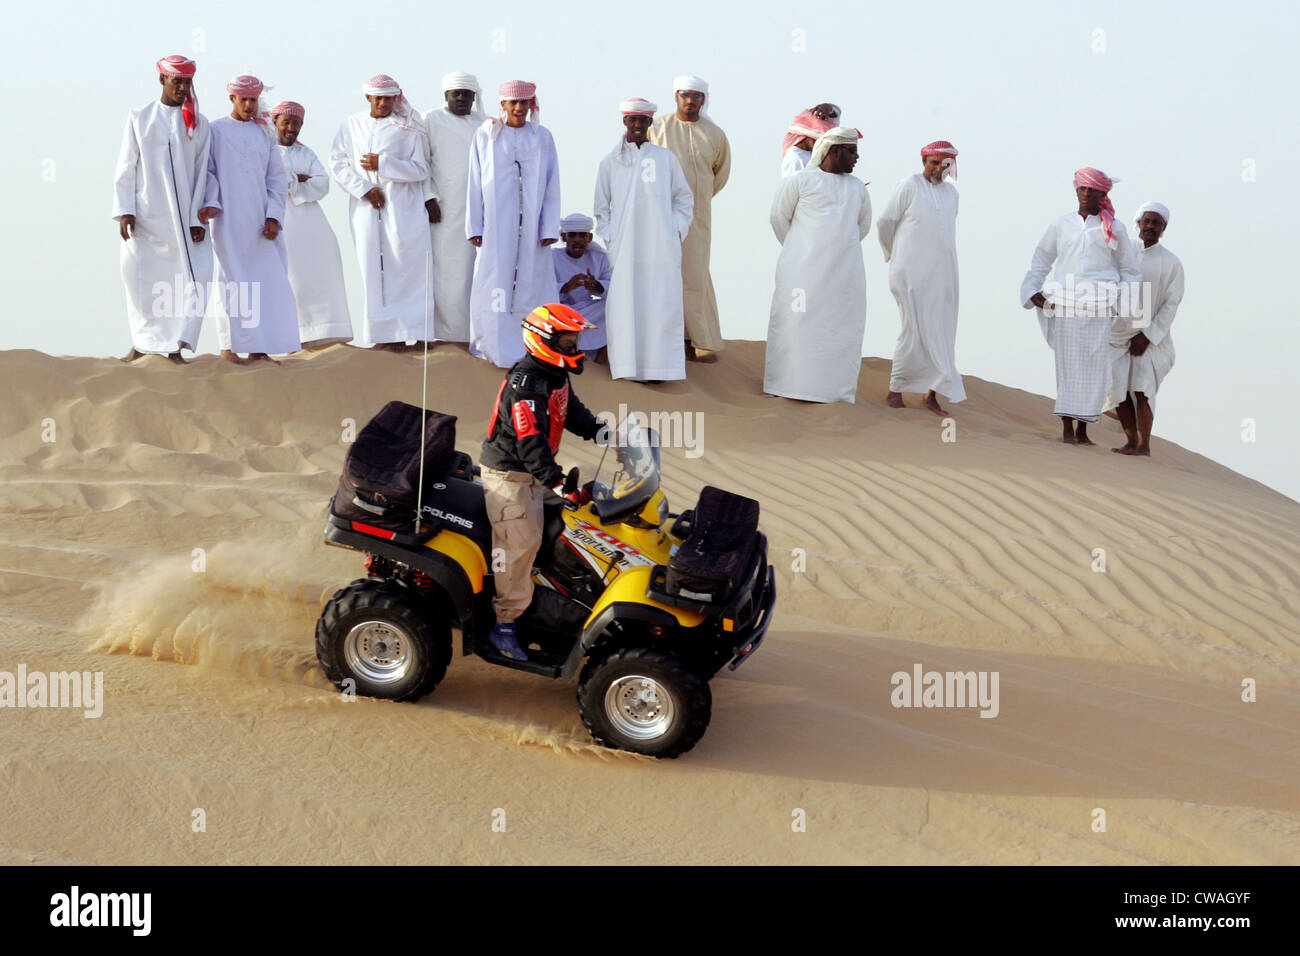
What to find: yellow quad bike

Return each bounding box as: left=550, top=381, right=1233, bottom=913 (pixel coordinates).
left=317, top=419, right=776, bottom=758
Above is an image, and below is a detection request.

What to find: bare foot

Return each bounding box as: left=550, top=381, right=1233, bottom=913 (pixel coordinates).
left=1075, top=426, right=1096, bottom=446
left=1112, top=443, right=1137, bottom=455
left=166, top=352, right=189, bottom=365
left=886, top=392, right=906, bottom=408
left=1132, top=446, right=1151, bottom=457
left=221, top=349, right=247, bottom=365
left=120, top=348, right=146, bottom=362
left=248, top=353, right=280, bottom=365
left=1062, top=432, right=1078, bottom=444
left=1102, top=409, right=1120, bottom=421
left=922, top=392, right=948, bottom=417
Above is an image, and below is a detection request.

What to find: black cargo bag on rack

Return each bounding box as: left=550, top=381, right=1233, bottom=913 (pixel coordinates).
left=330, top=401, right=459, bottom=531
left=665, top=486, right=761, bottom=604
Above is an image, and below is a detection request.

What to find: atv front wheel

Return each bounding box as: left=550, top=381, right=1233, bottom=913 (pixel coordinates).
left=316, top=579, right=451, bottom=703
left=578, top=647, right=712, bottom=758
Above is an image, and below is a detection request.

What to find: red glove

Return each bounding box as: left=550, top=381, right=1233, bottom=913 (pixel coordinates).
left=563, top=483, right=593, bottom=507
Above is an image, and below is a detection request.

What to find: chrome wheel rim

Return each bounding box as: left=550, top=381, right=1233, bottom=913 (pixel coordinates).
left=604, top=674, right=675, bottom=740
left=343, top=619, right=415, bottom=685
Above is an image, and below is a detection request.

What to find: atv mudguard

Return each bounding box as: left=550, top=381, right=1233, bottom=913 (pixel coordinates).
left=559, top=566, right=707, bottom=680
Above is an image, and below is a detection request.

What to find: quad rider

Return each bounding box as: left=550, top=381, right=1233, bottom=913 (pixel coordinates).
left=480, top=303, right=607, bottom=661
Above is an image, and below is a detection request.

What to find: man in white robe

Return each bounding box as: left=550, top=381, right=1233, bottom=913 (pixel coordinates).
left=422, top=72, right=485, bottom=343
left=466, top=80, right=562, bottom=368
left=552, top=213, right=611, bottom=361
left=199, top=75, right=300, bottom=362
left=878, top=140, right=965, bottom=415
left=764, top=128, right=873, bottom=404
left=330, top=74, right=432, bottom=351
left=594, top=99, right=694, bottom=383
left=1019, top=167, right=1141, bottom=444
left=1107, top=201, right=1184, bottom=457
left=780, top=107, right=834, bottom=177
left=112, top=55, right=212, bottom=363
left=648, top=74, right=730, bottom=360
left=270, top=101, right=353, bottom=348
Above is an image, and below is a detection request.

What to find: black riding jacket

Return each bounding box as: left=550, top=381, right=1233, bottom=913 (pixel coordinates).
left=480, top=355, right=602, bottom=487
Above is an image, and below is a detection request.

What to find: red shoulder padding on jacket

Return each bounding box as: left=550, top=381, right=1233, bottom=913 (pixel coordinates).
left=512, top=399, right=540, bottom=438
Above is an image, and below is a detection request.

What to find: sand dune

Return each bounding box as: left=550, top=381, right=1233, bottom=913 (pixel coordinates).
left=0, top=342, right=1296, bottom=864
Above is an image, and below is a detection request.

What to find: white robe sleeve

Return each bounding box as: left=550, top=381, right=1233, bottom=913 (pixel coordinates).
left=112, top=113, right=138, bottom=220
left=1144, top=255, right=1184, bottom=346
left=202, top=143, right=223, bottom=212
left=330, top=121, right=374, bottom=200
left=465, top=130, right=485, bottom=239
left=858, top=184, right=873, bottom=240
left=668, top=152, right=694, bottom=242
left=292, top=149, right=329, bottom=205
left=1020, top=222, right=1058, bottom=308
left=376, top=131, right=429, bottom=183
left=538, top=128, right=561, bottom=242
left=265, top=139, right=288, bottom=223
left=190, top=121, right=211, bottom=229
left=769, top=174, right=800, bottom=245
left=422, top=122, right=439, bottom=203
left=1113, top=224, right=1143, bottom=321
left=593, top=155, right=612, bottom=245
left=876, top=178, right=910, bottom=262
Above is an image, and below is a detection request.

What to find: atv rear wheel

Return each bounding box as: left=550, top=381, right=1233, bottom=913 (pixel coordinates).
left=578, top=647, right=711, bottom=758
left=316, top=579, right=451, bottom=703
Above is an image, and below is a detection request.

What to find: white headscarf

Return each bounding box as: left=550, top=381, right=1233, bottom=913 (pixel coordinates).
left=671, top=73, right=711, bottom=119
left=560, top=213, right=595, bottom=233
left=1134, top=201, right=1170, bottom=228
left=809, top=126, right=861, bottom=169
left=440, top=72, right=484, bottom=120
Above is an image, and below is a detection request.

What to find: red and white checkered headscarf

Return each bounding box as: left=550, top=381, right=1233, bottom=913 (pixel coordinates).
left=156, top=55, right=198, bottom=139
left=270, top=101, right=304, bottom=120
left=921, top=140, right=958, bottom=180
left=362, top=74, right=425, bottom=132
left=1073, top=167, right=1118, bottom=247
left=782, top=110, right=834, bottom=157
left=226, top=74, right=270, bottom=125
left=488, top=80, right=540, bottom=140
left=498, top=80, right=539, bottom=118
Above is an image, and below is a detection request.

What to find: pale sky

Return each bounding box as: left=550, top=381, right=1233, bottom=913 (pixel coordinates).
left=4, top=0, right=1298, bottom=500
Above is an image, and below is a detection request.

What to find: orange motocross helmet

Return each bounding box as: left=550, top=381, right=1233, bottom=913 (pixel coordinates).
left=521, top=303, right=594, bottom=373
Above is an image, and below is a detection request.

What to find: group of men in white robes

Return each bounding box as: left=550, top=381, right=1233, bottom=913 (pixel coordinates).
left=765, top=131, right=967, bottom=412
left=1019, top=167, right=1182, bottom=453
left=115, top=57, right=354, bottom=363
left=115, top=63, right=739, bottom=381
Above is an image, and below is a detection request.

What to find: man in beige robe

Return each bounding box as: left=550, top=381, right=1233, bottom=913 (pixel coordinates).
left=648, top=73, right=731, bottom=360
